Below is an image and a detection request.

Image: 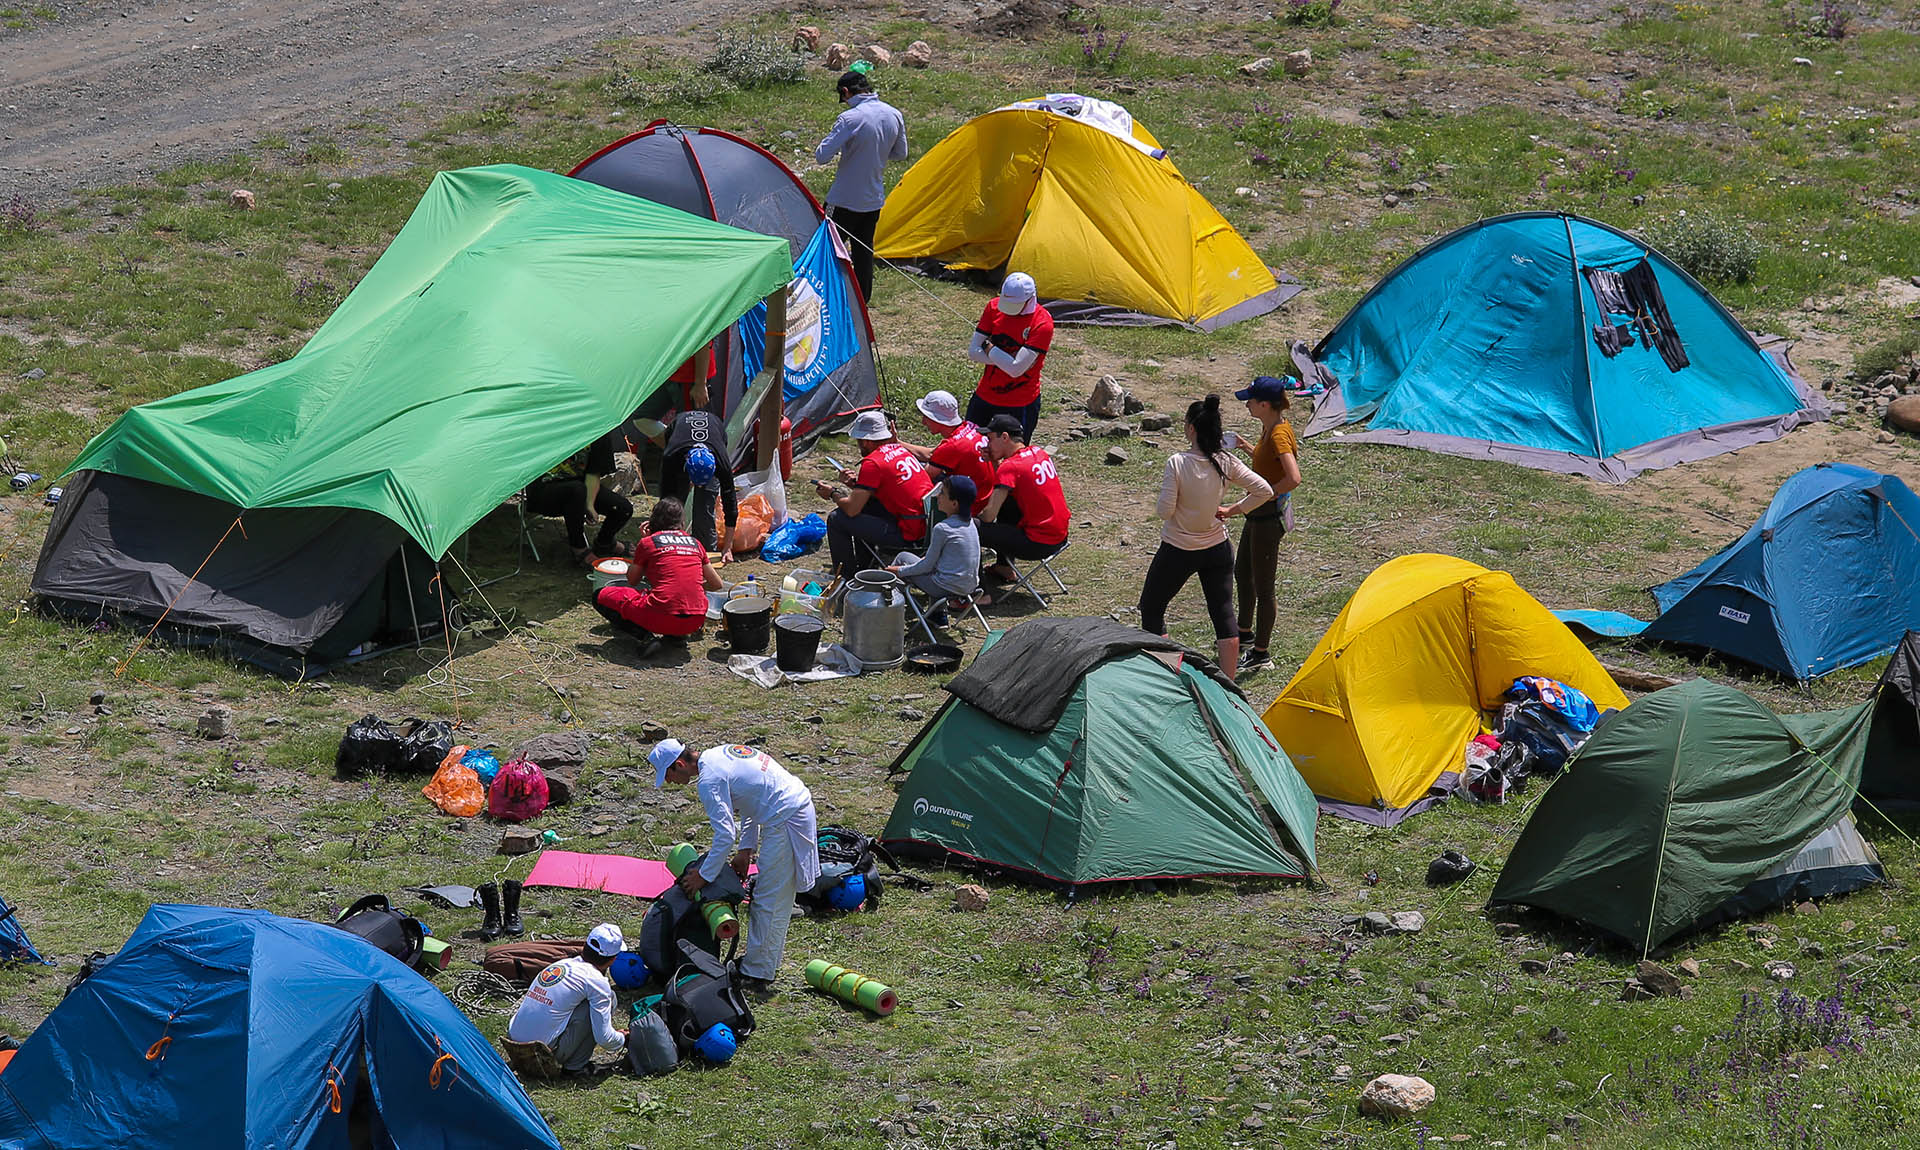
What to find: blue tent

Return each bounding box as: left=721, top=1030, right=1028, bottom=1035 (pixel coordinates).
left=1558, top=464, right=1920, bottom=680
left=0, top=905, right=560, bottom=1150
left=1300, top=213, right=1825, bottom=481
left=0, top=894, right=50, bottom=966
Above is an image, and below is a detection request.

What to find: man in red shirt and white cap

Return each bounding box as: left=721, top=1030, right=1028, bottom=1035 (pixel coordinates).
left=816, top=410, right=934, bottom=578
left=965, top=271, right=1053, bottom=444
left=901, top=388, right=995, bottom=516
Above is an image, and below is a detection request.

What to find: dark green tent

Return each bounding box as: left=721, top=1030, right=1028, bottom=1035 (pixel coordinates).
left=1862, top=630, right=1920, bottom=804
left=1491, top=679, right=1883, bottom=954
left=880, top=619, right=1318, bottom=887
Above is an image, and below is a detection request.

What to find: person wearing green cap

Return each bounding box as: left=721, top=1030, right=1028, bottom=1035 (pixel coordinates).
left=649, top=739, right=820, bottom=995
left=816, top=68, right=908, bottom=301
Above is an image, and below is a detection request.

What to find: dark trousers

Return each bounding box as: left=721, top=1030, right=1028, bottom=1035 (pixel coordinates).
left=1139, top=539, right=1237, bottom=640
left=524, top=479, right=631, bottom=553
left=977, top=519, right=1063, bottom=563
left=1234, top=513, right=1286, bottom=653
left=966, top=393, right=1041, bottom=444
left=827, top=502, right=907, bottom=575
left=829, top=205, right=882, bottom=302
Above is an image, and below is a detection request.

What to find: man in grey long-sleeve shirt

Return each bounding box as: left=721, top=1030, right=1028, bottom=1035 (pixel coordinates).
left=815, top=69, right=907, bottom=302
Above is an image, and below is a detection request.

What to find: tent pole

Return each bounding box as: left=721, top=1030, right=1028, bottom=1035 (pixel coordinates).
left=757, top=285, right=787, bottom=472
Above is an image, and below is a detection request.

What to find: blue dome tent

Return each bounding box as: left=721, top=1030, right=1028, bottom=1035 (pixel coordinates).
left=1300, top=213, right=1825, bottom=481
left=1558, top=463, right=1920, bottom=680
left=0, top=905, right=560, bottom=1150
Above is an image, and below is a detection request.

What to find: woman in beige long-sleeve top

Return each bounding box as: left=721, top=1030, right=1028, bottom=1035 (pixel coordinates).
left=1137, top=394, right=1273, bottom=680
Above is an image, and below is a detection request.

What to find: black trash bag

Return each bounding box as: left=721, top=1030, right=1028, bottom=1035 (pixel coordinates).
left=1426, top=849, right=1477, bottom=887
left=396, top=718, right=455, bottom=774
left=336, top=714, right=405, bottom=778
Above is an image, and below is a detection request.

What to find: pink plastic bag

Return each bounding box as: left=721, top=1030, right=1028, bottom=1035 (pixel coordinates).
left=488, top=758, right=550, bottom=822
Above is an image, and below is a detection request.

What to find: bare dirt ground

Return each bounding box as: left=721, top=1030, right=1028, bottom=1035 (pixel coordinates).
left=0, top=0, right=759, bottom=200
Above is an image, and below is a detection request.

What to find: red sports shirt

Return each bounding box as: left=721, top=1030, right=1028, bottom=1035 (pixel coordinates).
left=973, top=299, right=1054, bottom=408
left=632, top=529, right=709, bottom=615
left=995, top=445, right=1070, bottom=545
left=855, top=442, right=935, bottom=542
left=928, top=422, right=996, bottom=515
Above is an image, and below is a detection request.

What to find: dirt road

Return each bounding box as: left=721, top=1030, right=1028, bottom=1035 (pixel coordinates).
left=0, top=0, right=747, bottom=200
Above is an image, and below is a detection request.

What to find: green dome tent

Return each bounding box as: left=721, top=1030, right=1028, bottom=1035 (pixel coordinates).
left=881, top=619, right=1318, bottom=888
left=1491, top=679, right=1883, bottom=954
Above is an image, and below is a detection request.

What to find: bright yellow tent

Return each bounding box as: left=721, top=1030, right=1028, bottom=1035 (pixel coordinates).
left=1261, top=554, right=1629, bottom=825
left=873, top=95, right=1287, bottom=330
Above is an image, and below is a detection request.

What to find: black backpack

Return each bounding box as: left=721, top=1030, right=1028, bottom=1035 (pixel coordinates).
left=798, top=826, right=898, bottom=912
left=334, top=895, right=426, bottom=969
left=656, top=938, right=755, bottom=1056
left=636, top=852, right=745, bottom=978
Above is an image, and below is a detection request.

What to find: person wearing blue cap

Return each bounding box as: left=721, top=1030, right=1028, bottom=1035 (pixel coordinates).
left=659, top=379, right=737, bottom=560
left=1229, top=376, right=1302, bottom=674
left=887, top=474, right=982, bottom=625
left=649, top=739, right=820, bottom=997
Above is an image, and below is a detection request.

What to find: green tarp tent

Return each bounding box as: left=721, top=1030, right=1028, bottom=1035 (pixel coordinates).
left=1491, top=679, right=1883, bottom=954
left=881, top=620, right=1318, bottom=887
left=32, top=165, right=792, bottom=672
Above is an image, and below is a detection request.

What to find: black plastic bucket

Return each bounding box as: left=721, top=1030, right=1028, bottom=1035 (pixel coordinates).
left=774, top=614, right=826, bottom=672
left=722, top=596, right=774, bottom=654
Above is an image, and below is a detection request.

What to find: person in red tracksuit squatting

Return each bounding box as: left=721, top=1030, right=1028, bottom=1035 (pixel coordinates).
left=965, top=271, right=1054, bottom=444
left=816, top=409, right=934, bottom=579
left=591, top=497, right=721, bottom=657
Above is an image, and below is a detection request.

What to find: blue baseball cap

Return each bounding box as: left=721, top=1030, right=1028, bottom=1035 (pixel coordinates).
left=1234, top=375, right=1290, bottom=402
left=649, top=738, right=686, bottom=787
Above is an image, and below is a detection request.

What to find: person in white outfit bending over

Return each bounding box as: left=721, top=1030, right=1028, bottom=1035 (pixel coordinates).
left=649, top=738, right=820, bottom=997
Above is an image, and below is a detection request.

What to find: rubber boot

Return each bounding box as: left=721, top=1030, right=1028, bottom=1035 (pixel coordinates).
left=501, top=879, right=525, bottom=937
left=478, top=881, right=503, bottom=941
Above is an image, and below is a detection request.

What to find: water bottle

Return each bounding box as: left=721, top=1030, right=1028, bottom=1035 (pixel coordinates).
left=731, top=575, right=761, bottom=602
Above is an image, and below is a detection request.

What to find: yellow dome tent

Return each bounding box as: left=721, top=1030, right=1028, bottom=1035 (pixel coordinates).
left=873, top=95, right=1290, bottom=330
left=1262, top=554, right=1629, bottom=825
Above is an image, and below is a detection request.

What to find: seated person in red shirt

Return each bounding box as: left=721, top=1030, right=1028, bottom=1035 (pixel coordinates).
left=965, top=271, right=1053, bottom=445
left=816, top=410, right=934, bottom=579
left=591, top=498, right=721, bottom=655
left=900, top=388, right=995, bottom=517
left=978, top=413, right=1071, bottom=584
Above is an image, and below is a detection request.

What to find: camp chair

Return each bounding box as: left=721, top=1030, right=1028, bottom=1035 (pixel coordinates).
left=900, top=573, right=991, bottom=644
left=994, top=540, right=1070, bottom=610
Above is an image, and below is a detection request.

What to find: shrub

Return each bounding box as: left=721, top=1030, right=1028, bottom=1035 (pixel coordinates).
left=1079, top=22, right=1131, bottom=72
left=1284, top=0, right=1342, bottom=26
left=1636, top=209, right=1762, bottom=283
left=1788, top=0, right=1852, bottom=40
left=0, top=194, right=35, bottom=236
left=700, top=31, right=808, bottom=90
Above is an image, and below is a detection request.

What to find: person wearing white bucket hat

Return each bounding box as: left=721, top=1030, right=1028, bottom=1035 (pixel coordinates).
left=505, top=923, right=628, bottom=1072
left=901, top=389, right=995, bottom=516
left=650, top=739, right=820, bottom=996
left=965, top=271, right=1054, bottom=444
left=814, top=410, right=933, bottom=578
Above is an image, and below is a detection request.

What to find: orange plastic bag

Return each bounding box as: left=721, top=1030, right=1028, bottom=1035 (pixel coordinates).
left=729, top=493, right=777, bottom=553
left=422, top=747, right=485, bottom=817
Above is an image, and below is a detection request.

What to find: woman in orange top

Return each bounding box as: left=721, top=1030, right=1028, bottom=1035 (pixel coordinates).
left=1232, top=376, right=1303, bottom=674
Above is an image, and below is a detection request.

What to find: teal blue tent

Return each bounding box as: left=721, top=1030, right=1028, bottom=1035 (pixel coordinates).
left=0, top=905, right=560, bottom=1150
left=1558, top=463, right=1920, bottom=679
left=1300, top=213, right=1824, bottom=481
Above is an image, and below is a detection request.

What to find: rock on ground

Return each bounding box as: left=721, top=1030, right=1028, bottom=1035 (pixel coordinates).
left=197, top=705, right=233, bottom=739
left=1087, top=375, right=1129, bottom=419
left=904, top=40, right=932, bottom=68
left=513, top=731, right=590, bottom=770
left=859, top=44, right=892, bottom=67
left=1239, top=57, right=1273, bottom=77
left=1635, top=960, right=1684, bottom=997
left=792, top=25, right=821, bottom=51
left=1885, top=395, right=1920, bottom=434
left=1358, top=1073, right=1435, bottom=1119
left=954, top=884, right=991, bottom=911
left=1284, top=48, right=1313, bottom=76
left=825, top=42, right=854, bottom=69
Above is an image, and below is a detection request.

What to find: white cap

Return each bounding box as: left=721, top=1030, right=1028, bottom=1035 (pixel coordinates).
left=586, top=923, right=625, bottom=957
left=848, top=410, right=892, bottom=442
left=648, top=738, right=686, bottom=787
left=998, top=271, right=1037, bottom=315
left=914, top=389, right=962, bottom=427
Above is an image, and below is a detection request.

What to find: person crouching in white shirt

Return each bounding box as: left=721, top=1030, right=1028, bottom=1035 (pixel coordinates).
left=505, top=923, right=628, bottom=1072
left=649, top=738, right=820, bottom=998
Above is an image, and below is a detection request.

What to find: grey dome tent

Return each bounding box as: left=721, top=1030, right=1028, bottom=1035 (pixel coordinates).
left=570, top=123, right=883, bottom=455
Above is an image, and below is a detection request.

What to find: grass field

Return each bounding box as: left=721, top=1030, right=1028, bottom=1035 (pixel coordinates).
left=4, top=1, right=1920, bottom=1147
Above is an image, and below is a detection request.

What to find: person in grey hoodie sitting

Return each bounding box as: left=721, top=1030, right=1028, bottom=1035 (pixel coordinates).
left=887, top=474, right=981, bottom=625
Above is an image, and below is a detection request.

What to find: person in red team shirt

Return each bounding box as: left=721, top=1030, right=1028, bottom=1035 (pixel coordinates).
left=592, top=498, right=721, bottom=656
left=965, top=271, right=1052, bottom=444
left=978, top=413, right=1070, bottom=585
left=900, top=388, right=995, bottom=517
left=816, top=410, right=935, bottom=578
